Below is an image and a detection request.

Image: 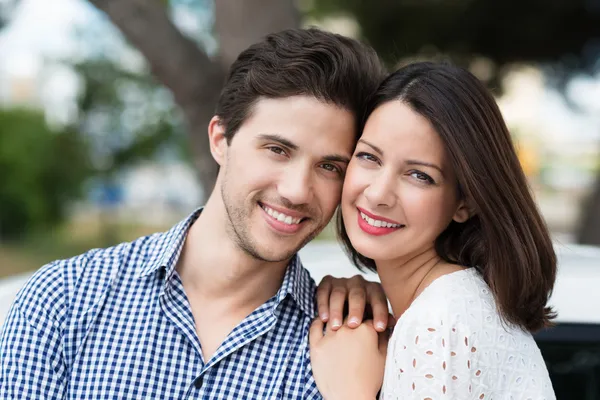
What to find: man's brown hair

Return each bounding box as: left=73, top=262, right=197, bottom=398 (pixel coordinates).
left=215, top=28, right=386, bottom=142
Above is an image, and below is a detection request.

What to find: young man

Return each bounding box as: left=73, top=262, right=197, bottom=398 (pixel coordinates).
left=0, top=28, right=387, bottom=399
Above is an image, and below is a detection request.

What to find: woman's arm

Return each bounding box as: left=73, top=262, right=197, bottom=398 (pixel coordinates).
left=309, top=318, right=387, bottom=400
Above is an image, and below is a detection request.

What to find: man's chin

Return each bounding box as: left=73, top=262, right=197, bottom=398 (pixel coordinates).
left=249, top=244, right=302, bottom=263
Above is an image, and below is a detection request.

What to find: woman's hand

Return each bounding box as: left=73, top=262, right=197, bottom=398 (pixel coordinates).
left=309, top=318, right=388, bottom=400
left=315, top=275, right=394, bottom=332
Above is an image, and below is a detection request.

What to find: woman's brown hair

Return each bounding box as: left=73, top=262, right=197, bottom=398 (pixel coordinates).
left=337, top=62, right=556, bottom=332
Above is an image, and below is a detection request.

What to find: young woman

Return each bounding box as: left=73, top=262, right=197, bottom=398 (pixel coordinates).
left=310, top=62, right=557, bottom=400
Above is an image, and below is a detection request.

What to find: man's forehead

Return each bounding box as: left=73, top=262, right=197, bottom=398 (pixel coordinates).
left=237, top=96, right=355, bottom=146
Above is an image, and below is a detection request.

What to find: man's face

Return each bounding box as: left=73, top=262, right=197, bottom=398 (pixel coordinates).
left=219, top=95, right=355, bottom=262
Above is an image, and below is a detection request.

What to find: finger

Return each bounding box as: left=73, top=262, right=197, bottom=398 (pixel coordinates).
left=309, top=318, right=325, bottom=345
left=328, top=286, right=348, bottom=330
left=346, top=279, right=367, bottom=328
left=362, top=319, right=374, bottom=329
left=361, top=320, right=380, bottom=344
left=387, top=313, right=396, bottom=330
left=367, top=282, right=389, bottom=332
left=315, top=275, right=334, bottom=322
left=378, top=328, right=390, bottom=355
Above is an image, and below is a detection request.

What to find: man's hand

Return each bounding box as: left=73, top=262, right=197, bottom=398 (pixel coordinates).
left=315, top=275, right=394, bottom=332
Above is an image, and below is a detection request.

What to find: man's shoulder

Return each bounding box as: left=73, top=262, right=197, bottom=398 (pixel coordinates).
left=13, top=232, right=164, bottom=323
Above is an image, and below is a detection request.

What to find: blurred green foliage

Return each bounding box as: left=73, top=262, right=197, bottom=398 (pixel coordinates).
left=74, top=59, right=186, bottom=178
left=0, top=108, right=90, bottom=239
left=0, top=59, right=185, bottom=241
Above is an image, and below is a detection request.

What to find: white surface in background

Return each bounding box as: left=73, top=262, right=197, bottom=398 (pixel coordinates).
left=0, top=272, right=31, bottom=325
left=1, top=241, right=599, bottom=328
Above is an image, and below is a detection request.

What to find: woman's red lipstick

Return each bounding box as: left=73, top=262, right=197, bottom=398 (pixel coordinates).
left=356, top=207, right=404, bottom=236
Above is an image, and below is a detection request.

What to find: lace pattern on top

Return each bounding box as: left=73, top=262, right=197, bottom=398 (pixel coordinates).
left=381, top=268, right=555, bottom=400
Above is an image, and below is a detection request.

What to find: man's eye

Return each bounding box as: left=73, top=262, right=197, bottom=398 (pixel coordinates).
left=321, top=163, right=340, bottom=173
left=268, top=146, right=286, bottom=155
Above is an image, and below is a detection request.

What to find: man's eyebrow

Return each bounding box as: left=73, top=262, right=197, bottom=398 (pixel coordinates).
left=259, top=134, right=350, bottom=164
left=323, top=154, right=351, bottom=164
left=257, top=134, right=298, bottom=150
left=357, top=139, right=384, bottom=156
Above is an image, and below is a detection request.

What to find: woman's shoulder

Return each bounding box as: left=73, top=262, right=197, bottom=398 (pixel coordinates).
left=400, top=268, right=496, bottom=325
left=385, top=269, right=554, bottom=400
left=393, top=267, right=539, bottom=350
left=395, top=267, right=539, bottom=344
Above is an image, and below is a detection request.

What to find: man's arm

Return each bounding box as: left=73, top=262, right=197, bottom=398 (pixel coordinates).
left=0, top=265, right=68, bottom=399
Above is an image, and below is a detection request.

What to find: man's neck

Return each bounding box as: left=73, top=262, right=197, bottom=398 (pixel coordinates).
left=176, top=195, right=290, bottom=311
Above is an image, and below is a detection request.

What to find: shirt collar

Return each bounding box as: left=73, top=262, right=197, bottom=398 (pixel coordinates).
left=274, top=254, right=316, bottom=318
left=137, top=207, right=316, bottom=317
left=137, top=207, right=202, bottom=279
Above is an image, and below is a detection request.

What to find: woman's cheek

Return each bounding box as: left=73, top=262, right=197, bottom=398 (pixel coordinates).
left=347, top=165, right=375, bottom=197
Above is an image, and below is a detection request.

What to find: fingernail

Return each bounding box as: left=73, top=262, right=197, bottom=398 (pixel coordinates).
left=348, top=317, right=360, bottom=327
left=376, top=322, right=386, bottom=331
left=320, top=312, right=329, bottom=321
left=331, top=320, right=341, bottom=328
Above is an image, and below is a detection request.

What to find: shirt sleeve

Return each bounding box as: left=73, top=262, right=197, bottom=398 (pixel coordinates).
left=0, top=265, right=68, bottom=399
left=384, top=319, right=484, bottom=399
left=303, top=335, right=324, bottom=400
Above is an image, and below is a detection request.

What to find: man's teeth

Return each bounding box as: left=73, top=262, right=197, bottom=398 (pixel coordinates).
left=360, top=212, right=401, bottom=228
left=262, top=205, right=303, bottom=225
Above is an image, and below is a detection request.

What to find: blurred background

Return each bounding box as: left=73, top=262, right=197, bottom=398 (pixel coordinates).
left=1, top=0, right=600, bottom=276
left=0, top=0, right=600, bottom=396
left=1, top=0, right=600, bottom=275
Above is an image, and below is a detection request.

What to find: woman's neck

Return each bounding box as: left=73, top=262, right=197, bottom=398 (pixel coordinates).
left=376, top=247, right=448, bottom=320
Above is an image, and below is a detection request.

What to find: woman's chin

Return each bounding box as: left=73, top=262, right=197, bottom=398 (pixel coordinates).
left=352, top=242, right=384, bottom=262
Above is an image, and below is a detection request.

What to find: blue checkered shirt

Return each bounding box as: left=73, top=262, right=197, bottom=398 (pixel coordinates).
left=0, top=209, right=323, bottom=399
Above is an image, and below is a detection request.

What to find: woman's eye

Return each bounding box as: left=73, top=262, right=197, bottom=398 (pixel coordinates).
left=355, top=152, right=379, bottom=163
left=411, top=171, right=435, bottom=184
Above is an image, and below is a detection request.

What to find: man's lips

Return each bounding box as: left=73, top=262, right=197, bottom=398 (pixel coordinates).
left=258, top=202, right=309, bottom=235
left=259, top=201, right=308, bottom=221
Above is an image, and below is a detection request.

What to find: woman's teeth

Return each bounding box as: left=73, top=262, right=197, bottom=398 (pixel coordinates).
left=360, top=212, right=401, bottom=228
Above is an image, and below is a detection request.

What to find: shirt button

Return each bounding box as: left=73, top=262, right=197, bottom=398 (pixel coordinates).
left=194, top=376, right=203, bottom=389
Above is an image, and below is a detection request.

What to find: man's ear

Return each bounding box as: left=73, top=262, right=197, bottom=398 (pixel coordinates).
left=452, top=200, right=472, bottom=224
left=208, top=116, right=228, bottom=166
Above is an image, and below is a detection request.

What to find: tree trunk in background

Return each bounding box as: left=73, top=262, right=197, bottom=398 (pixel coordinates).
left=576, top=174, right=600, bottom=245
left=214, top=0, right=300, bottom=68
left=87, top=0, right=298, bottom=200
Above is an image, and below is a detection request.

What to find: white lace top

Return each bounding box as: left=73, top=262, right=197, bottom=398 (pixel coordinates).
left=381, top=268, right=555, bottom=400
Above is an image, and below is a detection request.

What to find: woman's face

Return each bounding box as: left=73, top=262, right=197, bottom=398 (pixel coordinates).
left=341, top=100, right=469, bottom=264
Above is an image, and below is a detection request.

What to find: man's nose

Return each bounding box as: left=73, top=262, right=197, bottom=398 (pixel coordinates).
left=277, top=164, right=314, bottom=206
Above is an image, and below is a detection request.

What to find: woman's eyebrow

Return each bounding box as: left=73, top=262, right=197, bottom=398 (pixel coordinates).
left=357, top=139, right=383, bottom=156
left=405, top=159, right=444, bottom=177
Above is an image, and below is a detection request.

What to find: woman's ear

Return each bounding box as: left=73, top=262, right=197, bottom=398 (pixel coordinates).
left=452, top=200, right=472, bottom=223
left=208, top=116, right=228, bottom=166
